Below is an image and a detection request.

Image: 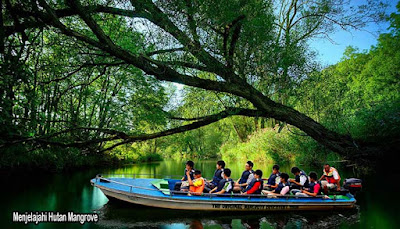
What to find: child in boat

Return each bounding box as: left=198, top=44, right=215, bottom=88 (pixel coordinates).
left=289, top=167, right=309, bottom=193
left=187, top=169, right=205, bottom=195
left=174, top=160, right=195, bottom=191
left=209, top=168, right=234, bottom=194
left=262, top=173, right=290, bottom=196
left=319, top=163, right=341, bottom=193
left=295, top=172, right=321, bottom=197
left=205, top=160, right=225, bottom=192
left=233, top=161, right=254, bottom=191
left=264, top=164, right=281, bottom=191
left=241, top=169, right=263, bottom=195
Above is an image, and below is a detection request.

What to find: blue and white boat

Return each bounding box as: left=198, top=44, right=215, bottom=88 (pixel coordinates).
left=91, top=175, right=356, bottom=211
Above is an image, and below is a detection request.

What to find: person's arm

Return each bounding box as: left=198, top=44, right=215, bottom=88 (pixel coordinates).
left=289, top=179, right=301, bottom=186
left=209, top=187, right=217, bottom=193
left=266, top=190, right=280, bottom=196
left=187, top=171, right=194, bottom=186
left=271, top=183, right=278, bottom=189
left=302, top=189, right=317, bottom=197
left=181, top=169, right=186, bottom=181
left=333, top=170, right=341, bottom=190
left=245, top=174, right=254, bottom=187
left=216, top=189, right=226, bottom=194
left=235, top=178, right=240, bottom=185
left=319, top=174, right=326, bottom=181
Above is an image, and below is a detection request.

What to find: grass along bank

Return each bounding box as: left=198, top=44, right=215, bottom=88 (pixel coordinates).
left=219, top=127, right=342, bottom=166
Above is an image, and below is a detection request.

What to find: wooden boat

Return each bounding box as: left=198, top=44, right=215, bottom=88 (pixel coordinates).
left=90, top=176, right=356, bottom=211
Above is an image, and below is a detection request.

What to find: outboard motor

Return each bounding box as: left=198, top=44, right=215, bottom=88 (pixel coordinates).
left=343, top=178, right=362, bottom=195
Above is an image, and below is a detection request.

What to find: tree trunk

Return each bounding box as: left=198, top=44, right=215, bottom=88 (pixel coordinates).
left=245, top=87, right=359, bottom=156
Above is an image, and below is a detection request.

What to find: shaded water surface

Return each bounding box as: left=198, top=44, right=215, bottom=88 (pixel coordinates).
left=1, top=160, right=398, bottom=228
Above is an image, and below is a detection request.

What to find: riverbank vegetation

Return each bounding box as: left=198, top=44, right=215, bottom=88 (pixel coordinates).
left=1, top=0, right=399, bottom=171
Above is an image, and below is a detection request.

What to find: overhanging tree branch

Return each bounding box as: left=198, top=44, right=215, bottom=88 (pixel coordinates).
left=1, top=107, right=267, bottom=151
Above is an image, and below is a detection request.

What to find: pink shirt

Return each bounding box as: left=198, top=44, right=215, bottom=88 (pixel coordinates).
left=313, top=183, right=321, bottom=194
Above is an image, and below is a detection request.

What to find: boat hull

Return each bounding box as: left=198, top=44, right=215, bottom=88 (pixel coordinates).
left=93, top=182, right=355, bottom=211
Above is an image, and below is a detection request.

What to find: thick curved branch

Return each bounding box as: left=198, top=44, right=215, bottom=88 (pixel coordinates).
left=223, top=15, right=245, bottom=69
left=168, top=107, right=265, bottom=121
left=228, top=17, right=244, bottom=69
left=1, top=107, right=267, bottom=151
left=100, top=107, right=267, bottom=152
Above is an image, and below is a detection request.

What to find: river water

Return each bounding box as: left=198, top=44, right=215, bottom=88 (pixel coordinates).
left=1, top=159, right=399, bottom=228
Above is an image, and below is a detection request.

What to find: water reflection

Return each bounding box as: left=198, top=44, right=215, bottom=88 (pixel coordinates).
left=96, top=198, right=360, bottom=228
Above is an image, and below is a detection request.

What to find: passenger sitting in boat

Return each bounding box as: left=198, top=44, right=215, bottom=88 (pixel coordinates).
left=262, top=173, right=290, bottom=196
left=209, top=168, right=234, bottom=194
left=241, top=169, right=263, bottom=195
left=233, top=161, right=254, bottom=192
left=182, top=160, right=195, bottom=181
left=205, top=160, right=225, bottom=192
left=187, top=169, right=205, bottom=195
left=289, top=167, right=309, bottom=194
left=319, top=163, right=341, bottom=193
left=295, top=172, right=321, bottom=197
left=264, top=164, right=281, bottom=191
left=174, top=160, right=195, bottom=191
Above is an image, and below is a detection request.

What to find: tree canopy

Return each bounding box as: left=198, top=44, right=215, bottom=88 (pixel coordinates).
left=0, top=0, right=397, bottom=169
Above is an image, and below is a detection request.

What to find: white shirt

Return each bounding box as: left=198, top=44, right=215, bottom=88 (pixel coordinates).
left=246, top=173, right=254, bottom=185
left=332, top=170, right=339, bottom=180
left=300, top=175, right=307, bottom=186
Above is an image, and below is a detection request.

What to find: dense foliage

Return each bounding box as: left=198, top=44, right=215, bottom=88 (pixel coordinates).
left=0, top=0, right=398, bottom=170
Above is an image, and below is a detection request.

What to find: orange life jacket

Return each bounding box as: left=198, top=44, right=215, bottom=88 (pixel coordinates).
left=189, top=177, right=205, bottom=195
left=323, top=167, right=340, bottom=183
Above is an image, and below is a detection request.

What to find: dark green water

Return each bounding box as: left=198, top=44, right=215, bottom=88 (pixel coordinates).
left=1, top=160, right=399, bottom=228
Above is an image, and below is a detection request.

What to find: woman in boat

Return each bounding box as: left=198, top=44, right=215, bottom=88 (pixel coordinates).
left=187, top=169, right=205, bottom=195
left=295, top=172, right=321, bottom=197
left=241, top=169, right=263, bottom=195
left=233, top=161, right=254, bottom=191
left=209, top=168, right=234, bottom=195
